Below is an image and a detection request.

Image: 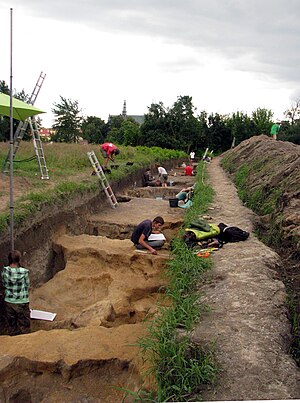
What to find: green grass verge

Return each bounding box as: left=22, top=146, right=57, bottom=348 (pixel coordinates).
left=221, top=155, right=285, bottom=247
left=134, top=162, right=217, bottom=402
left=0, top=142, right=186, bottom=236
left=222, top=152, right=300, bottom=365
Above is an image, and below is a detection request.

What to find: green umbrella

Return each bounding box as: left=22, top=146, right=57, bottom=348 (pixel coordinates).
left=1, top=91, right=45, bottom=250
left=0, top=92, right=45, bottom=121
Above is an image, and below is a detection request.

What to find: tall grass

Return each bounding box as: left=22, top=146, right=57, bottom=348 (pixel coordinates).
left=136, top=162, right=217, bottom=402
left=221, top=156, right=285, bottom=248
left=0, top=141, right=186, bottom=235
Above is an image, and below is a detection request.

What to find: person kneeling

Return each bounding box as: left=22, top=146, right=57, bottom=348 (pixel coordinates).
left=143, top=168, right=157, bottom=187
left=131, top=216, right=165, bottom=255
left=176, top=184, right=195, bottom=203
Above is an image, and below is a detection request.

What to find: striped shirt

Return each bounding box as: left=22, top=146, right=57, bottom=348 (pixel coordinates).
left=2, top=266, right=30, bottom=304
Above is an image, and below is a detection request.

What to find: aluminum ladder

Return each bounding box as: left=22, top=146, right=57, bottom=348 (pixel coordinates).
left=87, top=151, right=118, bottom=208
left=2, top=72, right=48, bottom=178
left=29, top=117, right=49, bottom=179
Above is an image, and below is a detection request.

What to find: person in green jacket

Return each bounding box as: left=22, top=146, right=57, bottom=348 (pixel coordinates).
left=270, top=122, right=280, bottom=140
left=1, top=250, right=30, bottom=335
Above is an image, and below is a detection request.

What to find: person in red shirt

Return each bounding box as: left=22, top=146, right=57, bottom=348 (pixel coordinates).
left=184, top=165, right=194, bottom=176
left=100, top=143, right=120, bottom=167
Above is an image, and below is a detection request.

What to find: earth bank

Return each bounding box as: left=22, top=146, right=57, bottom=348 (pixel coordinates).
left=220, top=135, right=300, bottom=367
left=193, top=151, right=300, bottom=400
left=0, top=162, right=191, bottom=401
left=0, top=137, right=299, bottom=401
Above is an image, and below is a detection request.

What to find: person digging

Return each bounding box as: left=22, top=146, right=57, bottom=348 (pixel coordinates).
left=131, top=216, right=165, bottom=255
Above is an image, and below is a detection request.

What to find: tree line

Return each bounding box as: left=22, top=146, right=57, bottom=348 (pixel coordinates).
left=1, top=80, right=300, bottom=153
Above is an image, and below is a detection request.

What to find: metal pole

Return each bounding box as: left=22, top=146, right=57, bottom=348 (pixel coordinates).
left=9, top=8, right=14, bottom=251
left=203, top=147, right=209, bottom=160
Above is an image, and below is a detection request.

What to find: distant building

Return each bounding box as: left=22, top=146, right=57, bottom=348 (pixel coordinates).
left=110, top=100, right=145, bottom=125
left=39, top=128, right=51, bottom=141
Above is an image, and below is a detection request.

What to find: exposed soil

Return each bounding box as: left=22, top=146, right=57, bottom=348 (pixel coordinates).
left=0, top=166, right=189, bottom=402
left=0, top=137, right=299, bottom=401
left=193, top=155, right=300, bottom=400
left=221, top=135, right=300, bottom=252
left=0, top=174, right=33, bottom=212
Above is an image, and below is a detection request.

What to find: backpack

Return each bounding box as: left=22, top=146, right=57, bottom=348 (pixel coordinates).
left=217, top=223, right=249, bottom=243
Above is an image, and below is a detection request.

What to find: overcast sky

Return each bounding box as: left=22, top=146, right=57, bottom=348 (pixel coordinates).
left=0, top=0, right=300, bottom=127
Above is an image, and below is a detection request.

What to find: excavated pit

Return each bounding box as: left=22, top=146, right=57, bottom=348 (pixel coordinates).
left=31, top=236, right=169, bottom=332
left=0, top=168, right=192, bottom=402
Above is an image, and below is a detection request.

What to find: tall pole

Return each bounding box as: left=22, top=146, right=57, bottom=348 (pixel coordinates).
left=9, top=7, right=14, bottom=251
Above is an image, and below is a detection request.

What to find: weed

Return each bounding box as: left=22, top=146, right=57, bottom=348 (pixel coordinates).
left=0, top=143, right=186, bottom=236
left=137, top=162, right=217, bottom=401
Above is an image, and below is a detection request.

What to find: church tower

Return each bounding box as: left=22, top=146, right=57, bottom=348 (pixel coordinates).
left=122, top=100, right=127, bottom=119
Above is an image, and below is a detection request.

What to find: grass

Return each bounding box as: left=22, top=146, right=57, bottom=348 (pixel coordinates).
left=1, top=143, right=217, bottom=400
left=134, top=162, right=217, bottom=402
left=221, top=155, right=285, bottom=243
left=0, top=141, right=186, bottom=235
left=222, top=151, right=300, bottom=367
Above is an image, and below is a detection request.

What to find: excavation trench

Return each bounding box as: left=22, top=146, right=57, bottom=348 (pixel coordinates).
left=0, top=170, right=191, bottom=402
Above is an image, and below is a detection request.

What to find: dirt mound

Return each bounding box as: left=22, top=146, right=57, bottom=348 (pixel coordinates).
left=221, top=135, right=300, bottom=252
left=193, top=155, right=300, bottom=401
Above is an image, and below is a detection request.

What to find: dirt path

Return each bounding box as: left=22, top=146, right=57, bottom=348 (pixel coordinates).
left=192, top=157, right=300, bottom=400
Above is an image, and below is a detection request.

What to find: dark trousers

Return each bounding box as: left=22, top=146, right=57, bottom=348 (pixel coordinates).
left=5, top=302, right=31, bottom=336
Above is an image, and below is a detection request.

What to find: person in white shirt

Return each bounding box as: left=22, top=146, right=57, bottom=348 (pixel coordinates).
left=190, top=151, right=195, bottom=162
left=155, top=164, right=168, bottom=187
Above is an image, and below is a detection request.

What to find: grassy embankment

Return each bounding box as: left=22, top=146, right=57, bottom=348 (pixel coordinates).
left=134, top=162, right=218, bottom=402
left=220, top=153, right=293, bottom=248
left=221, top=154, right=300, bottom=366
left=0, top=142, right=186, bottom=235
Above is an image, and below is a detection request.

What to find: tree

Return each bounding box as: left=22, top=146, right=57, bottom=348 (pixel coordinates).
left=121, top=118, right=140, bottom=146
left=0, top=79, right=10, bottom=141
left=225, top=111, right=255, bottom=147
left=140, top=97, right=205, bottom=151
left=251, top=107, right=273, bottom=136
left=284, top=101, right=300, bottom=126
left=81, top=116, right=107, bottom=143
left=168, top=95, right=200, bottom=152
left=106, top=117, right=140, bottom=146
left=105, top=115, right=125, bottom=143
left=140, top=102, right=173, bottom=148
left=107, top=115, right=124, bottom=130
left=196, top=111, right=210, bottom=152
left=207, top=113, right=231, bottom=152
left=0, top=80, right=31, bottom=141
left=0, top=80, right=10, bottom=94
left=51, top=96, right=83, bottom=142
left=278, top=113, right=300, bottom=145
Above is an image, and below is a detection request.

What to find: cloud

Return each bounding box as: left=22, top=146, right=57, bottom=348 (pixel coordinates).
left=290, top=89, right=300, bottom=102
left=3, top=0, right=300, bottom=84
left=0, top=0, right=298, bottom=125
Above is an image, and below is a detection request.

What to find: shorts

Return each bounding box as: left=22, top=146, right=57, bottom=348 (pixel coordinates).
left=162, top=174, right=168, bottom=183
left=101, top=149, right=108, bottom=158
left=5, top=301, right=30, bottom=336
